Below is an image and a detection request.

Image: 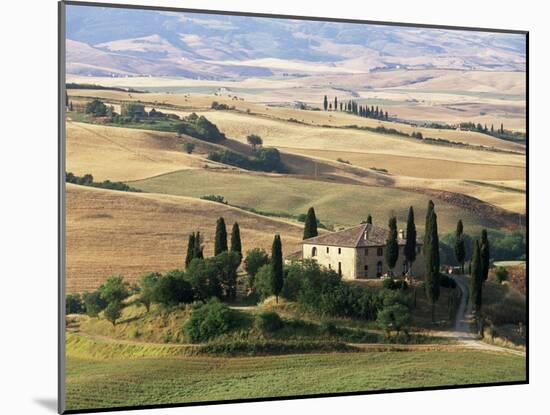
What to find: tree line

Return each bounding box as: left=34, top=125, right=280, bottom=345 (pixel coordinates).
left=323, top=95, right=389, bottom=121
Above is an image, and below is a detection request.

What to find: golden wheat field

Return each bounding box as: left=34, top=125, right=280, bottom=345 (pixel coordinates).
left=66, top=184, right=304, bottom=292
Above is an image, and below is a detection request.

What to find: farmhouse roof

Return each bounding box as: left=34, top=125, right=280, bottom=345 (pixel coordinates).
left=302, top=223, right=421, bottom=248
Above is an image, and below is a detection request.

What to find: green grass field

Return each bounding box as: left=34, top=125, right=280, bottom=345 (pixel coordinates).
left=132, top=169, right=491, bottom=233
left=66, top=347, right=525, bottom=410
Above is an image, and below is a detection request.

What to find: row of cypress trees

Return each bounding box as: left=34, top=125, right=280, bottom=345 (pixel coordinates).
left=323, top=95, right=389, bottom=120
left=184, top=217, right=285, bottom=303
left=185, top=218, right=243, bottom=267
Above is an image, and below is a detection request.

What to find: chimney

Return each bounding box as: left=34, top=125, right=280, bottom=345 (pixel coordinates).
left=399, top=229, right=405, bottom=240
left=364, top=227, right=369, bottom=240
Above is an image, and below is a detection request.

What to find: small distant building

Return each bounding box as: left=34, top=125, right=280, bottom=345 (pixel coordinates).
left=301, top=223, right=424, bottom=280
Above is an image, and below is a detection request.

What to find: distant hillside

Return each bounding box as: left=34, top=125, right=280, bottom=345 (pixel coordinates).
left=65, top=4, right=526, bottom=78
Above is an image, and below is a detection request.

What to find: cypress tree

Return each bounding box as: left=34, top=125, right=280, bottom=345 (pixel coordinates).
left=185, top=232, right=196, bottom=268
left=385, top=111, right=389, bottom=120
left=366, top=214, right=372, bottom=225
left=334, top=96, right=338, bottom=111
left=230, top=222, right=242, bottom=261
left=454, top=220, right=466, bottom=274
left=470, top=239, right=483, bottom=314
left=323, top=95, right=328, bottom=111
left=271, top=234, right=284, bottom=303
left=385, top=217, right=399, bottom=277
left=404, top=206, right=417, bottom=276
left=194, top=231, right=203, bottom=259
left=424, top=200, right=440, bottom=322
left=303, top=207, right=319, bottom=239
left=214, top=217, right=228, bottom=255
left=480, top=229, right=490, bottom=281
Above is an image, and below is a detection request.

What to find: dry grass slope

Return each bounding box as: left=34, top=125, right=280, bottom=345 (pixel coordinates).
left=66, top=184, right=304, bottom=292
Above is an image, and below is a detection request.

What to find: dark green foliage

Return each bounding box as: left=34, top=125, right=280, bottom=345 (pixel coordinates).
left=176, top=113, right=226, bottom=142
left=65, top=172, right=141, bottom=192
left=253, top=264, right=274, bottom=300
left=366, top=214, right=373, bottom=225
left=404, top=207, right=417, bottom=270
left=255, top=311, right=283, bottom=333
left=183, top=142, right=195, bottom=154
left=244, top=248, right=270, bottom=287
left=138, top=272, right=161, bottom=312
left=193, top=231, right=204, bottom=260
left=85, top=99, right=108, bottom=116
left=303, top=207, right=319, bottom=240
left=185, top=233, right=196, bottom=268
left=480, top=229, right=491, bottom=281
left=423, top=200, right=440, bottom=321
left=385, top=217, right=399, bottom=275
left=120, top=102, right=146, bottom=117
left=104, top=301, right=123, bottom=326
left=454, top=220, right=466, bottom=273
left=137, top=272, right=160, bottom=312
left=99, top=276, right=130, bottom=304
left=208, top=147, right=283, bottom=173
left=495, top=267, right=509, bottom=284
left=211, top=101, right=232, bottom=110
left=439, top=274, right=457, bottom=289
left=271, top=234, right=284, bottom=303
left=288, top=260, right=382, bottom=320
left=323, top=95, right=328, bottom=111
left=66, top=293, right=85, bottom=314
left=377, top=293, right=411, bottom=337
left=211, top=251, right=241, bottom=300
left=214, top=217, right=228, bottom=256
left=200, top=195, right=227, bottom=204
left=185, top=258, right=222, bottom=301
left=246, top=134, right=263, bottom=149
left=470, top=239, right=483, bottom=314
left=82, top=291, right=108, bottom=317
left=153, top=270, right=194, bottom=306
left=184, top=298, right=235, bottom=342
left=382, top=278, right=408, bottom=290
left=230, top=222, right=242, bottom=261
left=281, top=262, right=304, bottom=301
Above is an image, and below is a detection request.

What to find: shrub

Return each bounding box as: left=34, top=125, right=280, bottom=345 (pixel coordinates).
left=82, top=291, right=107, bottom=317
left=66, top=293, right=84, bottom=314
left=184, top=298, right=234, bottom=342
left=210, top=251, right=241, bottom=300
left=319, top=320, right=339, bottom=336
left=104, top=300, right=123, bottom=326
left=495, top=267, right=509, bottom=284
left=244, top=248, right=269, bottom=287
left=183, top=142, right=195, bottom=154
left=377, top=302, right=411, bottom=337
left=85, top=99, right=108, bottom=116
left=120, top=102, right=146, bottom=117
left=176, top=114, right=226, bottom=142
left=185, top=258, right=222, bottom=301
left=153, top=270, right=194, bottom=306
left=200, top=194, right=227, bottom=204
left=281, top=263, right=303, bottom=301
left=253, top=264, right=273, bottom=300
left=382, top=278, right=408, bottom=290
left=137, top=272, right=160, bottom=312
left=439, top=274, right=457, bottom=288
left=98, top=276, right=130, bottom=304
left=255, top=311, right=283, bottom=333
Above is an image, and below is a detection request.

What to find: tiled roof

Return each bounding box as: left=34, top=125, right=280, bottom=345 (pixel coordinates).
left=302, top=223, right=420, bottom=248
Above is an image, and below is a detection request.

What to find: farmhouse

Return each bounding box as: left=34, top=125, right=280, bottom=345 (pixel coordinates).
left=301, top=223, right=424, bottom=280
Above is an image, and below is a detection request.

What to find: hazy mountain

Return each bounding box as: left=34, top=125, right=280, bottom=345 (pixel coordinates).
left=65, top=4, right=526, bottom=78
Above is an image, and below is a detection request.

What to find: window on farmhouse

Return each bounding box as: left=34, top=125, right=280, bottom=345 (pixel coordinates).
left=417, top=246, right=421, bottom=254
left=338, top=248, right=341, bottom=254
left=326, top=247, right=329, bottom=254
left=376, top=261, right=383, bottom=276
left=312, top=247, right=317, bottom=257
left=377, top=247, right=383, bottom=256
left=364, top=248, right=368, bottom=256
left=364, top=265, right=368, bottom=277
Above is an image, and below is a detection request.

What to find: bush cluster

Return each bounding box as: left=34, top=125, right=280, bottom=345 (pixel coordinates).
left=176, top=113, right=226, bottom=142
left=184, top=299, right=235, bottom=342
left=207, top=147, right=283, bottom=173
left=255, top=311, right=283, bottom=333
